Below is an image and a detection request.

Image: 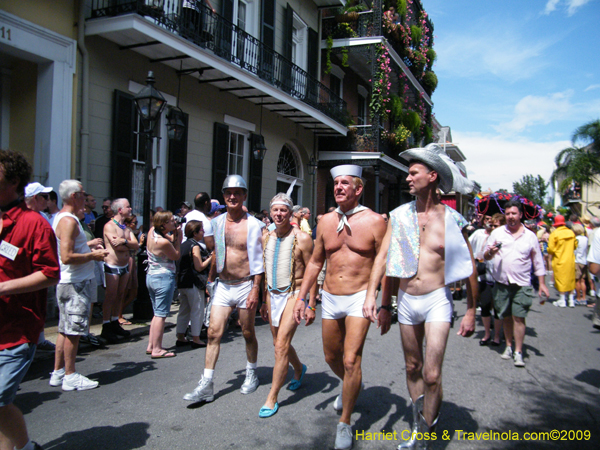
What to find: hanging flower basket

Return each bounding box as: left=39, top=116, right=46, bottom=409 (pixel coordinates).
left=335, top=12, right=360, bottom=23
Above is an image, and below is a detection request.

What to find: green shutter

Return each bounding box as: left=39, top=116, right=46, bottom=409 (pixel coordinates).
left=212, top=122, right=229, bottom=204
left=111, top=90, right=135, bottom=199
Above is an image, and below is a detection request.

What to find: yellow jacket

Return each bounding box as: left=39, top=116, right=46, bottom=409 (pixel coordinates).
left=548, top=225, right=577, bottom=292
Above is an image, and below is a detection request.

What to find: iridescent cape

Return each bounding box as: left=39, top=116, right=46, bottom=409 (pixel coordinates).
left=386, top=201, right=473, bottom=284
left=212, top=213, right=265, bottom=276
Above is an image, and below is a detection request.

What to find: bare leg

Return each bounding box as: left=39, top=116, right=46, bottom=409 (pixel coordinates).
left=54, top=333, right=66, bottom=372
left=264, top=297, right=300, bottom=409
left=103, top=273, right=119, bottom=322
left=63, top=335, right=81, bottom=375
left=204, top=305, right=234, bottom=370
left=512, top=317, right=526, bottom=354
left=0, top=404, right=29, bottom=450
left=421, top=322, right=451, bottom=425
left=112, top=272, right=130, bottom=319
left=238, top=305, right=259, bottom=364
left=481, top=316, right=491, bottom=341
left=503, top=317, right=514, bottom=349
left=322, top=316, right=370, bottom=425
left=493, top=318, right=503, bottom=343
left=399, top=323, right=426, bottom=403
left=149, top=317, right=168, bottom=356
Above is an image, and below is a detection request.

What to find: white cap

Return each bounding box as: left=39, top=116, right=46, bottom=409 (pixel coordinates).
left=24, top=182, right=53, bottom=198
left=330, top=164, right=362, bottom=179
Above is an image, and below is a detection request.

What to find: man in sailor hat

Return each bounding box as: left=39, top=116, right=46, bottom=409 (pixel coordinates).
left=183, top=175, right=265, bottom=403
left=294, top=164, right=387, bottom=450
left=364, top=143, right=478, bottom=449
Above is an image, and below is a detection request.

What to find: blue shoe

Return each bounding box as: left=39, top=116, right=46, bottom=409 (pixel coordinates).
left=259, top=402, right=279, bottom=418
left=287, top=364, right=307, bottom=391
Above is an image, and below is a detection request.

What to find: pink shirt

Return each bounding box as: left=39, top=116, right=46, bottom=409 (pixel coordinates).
left=486, top=225, right=545, bottom=287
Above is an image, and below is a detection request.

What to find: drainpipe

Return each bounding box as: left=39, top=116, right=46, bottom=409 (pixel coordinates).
left=78, top=0, right=90, bottom=185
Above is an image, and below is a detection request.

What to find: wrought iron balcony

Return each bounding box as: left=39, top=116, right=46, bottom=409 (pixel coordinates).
left=89, top=0, right=347, bottom=126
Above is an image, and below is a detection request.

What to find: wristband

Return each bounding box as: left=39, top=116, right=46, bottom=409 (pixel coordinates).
left=379, top=304, right=392, bottom=311
left=297, top=298, right=305, bottom=302
left=307, top=305, right=316, bottom=312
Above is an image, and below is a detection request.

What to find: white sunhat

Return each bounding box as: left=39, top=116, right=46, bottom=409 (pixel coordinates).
left=24, top=182, right=53, bottom=198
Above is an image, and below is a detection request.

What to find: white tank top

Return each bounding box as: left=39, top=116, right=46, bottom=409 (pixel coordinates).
left=53, top=212, right=95, bottom=283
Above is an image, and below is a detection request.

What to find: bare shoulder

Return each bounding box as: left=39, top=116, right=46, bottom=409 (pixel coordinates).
left=295, top=229, right=313, bottom=247
left=360, top=209, right=387, bottom=232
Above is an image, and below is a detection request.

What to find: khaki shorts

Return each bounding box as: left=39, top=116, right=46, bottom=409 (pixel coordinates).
left=492, top=282, right=534, bottom=319
left=576, top=263, right=587, bottom=280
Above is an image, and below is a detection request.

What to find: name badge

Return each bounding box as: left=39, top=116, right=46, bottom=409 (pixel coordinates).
left=0, top=240, right=19, bottom=261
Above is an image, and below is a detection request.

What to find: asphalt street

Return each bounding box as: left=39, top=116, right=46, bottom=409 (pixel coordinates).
left=18, top=284, right=600, bottom=450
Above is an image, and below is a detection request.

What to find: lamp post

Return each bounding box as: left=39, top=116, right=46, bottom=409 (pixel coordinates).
left=133, top=71, right=167, bottom=321
left=133, top=71, right=167, bottom=232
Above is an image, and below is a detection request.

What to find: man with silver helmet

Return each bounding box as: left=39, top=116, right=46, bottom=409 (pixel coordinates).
left=183, top=175, right=265, bottom=403
left=364, top=144, right=479, bottom=449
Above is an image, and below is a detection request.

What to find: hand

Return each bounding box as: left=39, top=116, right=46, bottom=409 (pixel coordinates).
left=457, top=310, right=476, bottom=337
left=246, top=288, right=259, bottom=311
left=91, top=249, right=109, bottom=262
left=293, top=299, right=305, bottom=325
left=487, top=243, right=501, bottom=258
left=362, top=296, right=378, bottom=323
left=90, top=238, right=104, bottom=249
left=259, top=303, right=269, bottom=322
left=539, top=284, right=550, bottom=300
left=139, top=234, right=146, bottom=245
left=109, top=236, right=122, bottom=247
left=377, top=308, right=392, bottom=335
left=304, top=306, right=316, bottom=326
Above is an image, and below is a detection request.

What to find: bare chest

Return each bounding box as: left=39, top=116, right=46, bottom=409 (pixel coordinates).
left=225, top=220, right=248, bottom=251
left=419, top=214, right=445, bottom=259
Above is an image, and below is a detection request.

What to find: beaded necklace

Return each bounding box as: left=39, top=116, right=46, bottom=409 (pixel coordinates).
left=112, top=218, right=126, bottom=230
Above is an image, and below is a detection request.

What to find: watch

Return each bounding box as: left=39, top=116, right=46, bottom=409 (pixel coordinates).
left=378, top=304, right=392, bottom=312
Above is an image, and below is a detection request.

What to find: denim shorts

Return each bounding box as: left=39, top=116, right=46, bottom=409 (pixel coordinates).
left=0, top=343, right=37, bottom=406
left=147, top=271, right=177, bottom=318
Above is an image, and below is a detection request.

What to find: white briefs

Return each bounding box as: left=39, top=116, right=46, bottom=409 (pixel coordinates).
left=212, top=280, right=253, bottom=309
left=397, top=286, right=453, bottom=325
left=321, top=290, right=367, bottom=320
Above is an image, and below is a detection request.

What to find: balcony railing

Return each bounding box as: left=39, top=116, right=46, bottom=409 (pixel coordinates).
left=89, top=0, right=347, bottom=126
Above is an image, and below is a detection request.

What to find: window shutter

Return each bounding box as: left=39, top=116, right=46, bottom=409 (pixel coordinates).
left=167, top=112, right=188, bottom=212
left=212, top=122, right=229, bottom=205
left=111, top=90, right=135, bottom=199
left=259, top=0, right=276, bottom=83
left=307, top=27, right=319, bottom=103
left=248, top=133, right=263, bottom=212
left=283, top=4, right=293, bottom=61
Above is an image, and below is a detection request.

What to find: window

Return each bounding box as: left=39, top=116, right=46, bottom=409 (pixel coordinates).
left=329, top=64, right=344, bottom=99
left=228, top=130, right=247, bottom=176
left=276, top=144, right=303, bottom=205
left=357, top=85, right=368, bottom=125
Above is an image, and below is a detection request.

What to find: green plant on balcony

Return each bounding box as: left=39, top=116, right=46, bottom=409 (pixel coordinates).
left=402, top=110, right=421, bottom=135
left=369, top=44, right=392, bottom=122
left=332, top=23, right=358, bottom=39
left=423, top=124, right=433, bottom=144
left=421, top=70, right=438, bottom=96
left=325, top=35, right=333, bottom=74
left=410, top=25, right=422, bottom=47
left=335, top=1, right=367, bottom=23
left=396, top=0, right=408, bottom=19
left=426, top=48, right=436, bottom=70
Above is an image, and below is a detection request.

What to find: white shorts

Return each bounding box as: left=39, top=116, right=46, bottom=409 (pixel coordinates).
left=321, top=290, right=366, bottom=320
left=397, top=286, right=453, bottom=325
left=212, top=280, right=253, bottom=309
left=269, top=290, right=298, bottom=327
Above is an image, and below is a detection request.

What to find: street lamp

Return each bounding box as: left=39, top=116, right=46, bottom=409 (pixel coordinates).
left=133, top=71, right=167, bottom=321
left=309, top=156, right=318, bottom=176
left=133, top=71, right=167, bottom=231
left=251, top=99, right=267, bottom=160
left=167, top=106, right=186, bottom=141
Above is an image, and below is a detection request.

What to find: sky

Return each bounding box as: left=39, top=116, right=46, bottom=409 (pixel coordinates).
left=423, top=0, right=600, bottom=196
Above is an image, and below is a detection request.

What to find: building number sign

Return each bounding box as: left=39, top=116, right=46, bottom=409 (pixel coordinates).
left=0, top=26, right=11, bottom=41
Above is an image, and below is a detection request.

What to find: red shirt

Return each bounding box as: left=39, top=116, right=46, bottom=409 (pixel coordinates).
left=0, top=202, right=60, bottom=350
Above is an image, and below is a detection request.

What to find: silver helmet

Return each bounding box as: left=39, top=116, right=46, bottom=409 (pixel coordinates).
left=222, top=174, right=248, bottom=192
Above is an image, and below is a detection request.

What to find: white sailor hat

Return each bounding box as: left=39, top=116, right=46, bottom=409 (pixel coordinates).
left=330, top=164, right=363, bottom=179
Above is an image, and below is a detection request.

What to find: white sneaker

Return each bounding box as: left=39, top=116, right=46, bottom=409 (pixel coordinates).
left=62, top=372, right=99, bottom=391
left=501, top=346, right=513, bottom=360
left=554, top=298, right=566, bottom=308
left=513, top=352, right=525, bottom=367
left=183, top=376, right=214, bottom=402
left=49, top=368, right=65, bottom=387
left=333, top=382, right=365, bottom=411
left=334, top=422, right=353, bottom=450
left=240, top=368, right=259, bottom=395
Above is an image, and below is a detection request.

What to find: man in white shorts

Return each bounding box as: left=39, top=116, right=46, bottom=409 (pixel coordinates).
left=294, top=165, right=387, bottom=450
left=365, top=144, right=478, bottom=449
left=51, top=180, right=108, bottom=391
left=257, top=192, right=315, bottom=418
left=183, top=175, right=264, bottom=403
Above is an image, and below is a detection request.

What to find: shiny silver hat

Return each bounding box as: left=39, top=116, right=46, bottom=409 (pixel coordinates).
left=222, top=174, right=248, bottom=192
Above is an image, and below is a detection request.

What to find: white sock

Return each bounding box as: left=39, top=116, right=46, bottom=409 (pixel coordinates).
left=15, top=440, right=35, bottom=450
left=53, top=367, right=65, bottom=375
left=247, top=361, right=257, bottom=370
left=103, top=320, right=110, bottom=324
left=111, top=316, right=119, bottom=322
left=65, top=372, right=78, bottom=380
left=203, top=369, right=214, bottom=380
